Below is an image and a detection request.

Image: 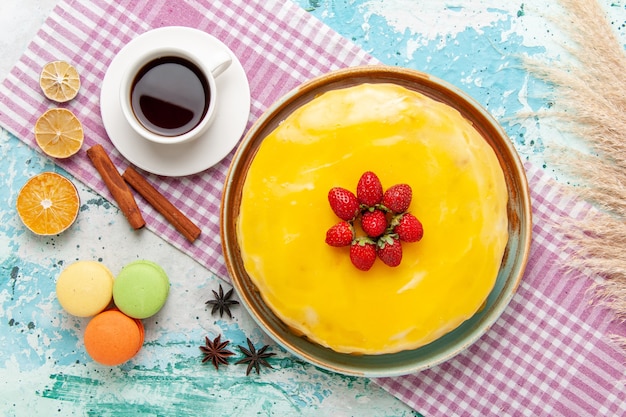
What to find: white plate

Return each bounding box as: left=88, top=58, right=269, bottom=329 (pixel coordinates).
left=100, top=26, right=250, bottom=176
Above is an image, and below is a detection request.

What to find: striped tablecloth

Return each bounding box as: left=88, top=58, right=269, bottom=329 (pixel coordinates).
left=1, top=1, right=624, bottom=415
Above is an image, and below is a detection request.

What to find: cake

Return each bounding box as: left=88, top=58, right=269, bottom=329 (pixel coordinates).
left=112, top=260, right=170, bottom=319
left=236, top=83, right=509, bottom=355
left=56, top=261, right=114, bottom=317
left=84, top=309, right=145, bottom=366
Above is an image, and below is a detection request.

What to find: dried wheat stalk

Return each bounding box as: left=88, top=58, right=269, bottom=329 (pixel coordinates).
left=524, top=0, right=626, bottom=345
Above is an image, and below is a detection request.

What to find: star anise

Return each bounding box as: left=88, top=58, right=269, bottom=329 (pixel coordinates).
left=199, top=334, right=235, bottom=370
left=205, top=284, right=239, bottom=318
left=235, top=337, right=276, bottom=375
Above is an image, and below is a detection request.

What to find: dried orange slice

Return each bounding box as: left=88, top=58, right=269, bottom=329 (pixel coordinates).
left=34, top=108, right=84, bottom=158
left=39, top=60, right=80, bottom=102
left=16, top=172, right=80, bottom=235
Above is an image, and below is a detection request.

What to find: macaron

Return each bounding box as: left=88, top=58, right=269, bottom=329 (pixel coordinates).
left=113, top=260, right=169, bottom=319
left=56, top=260, right=114, bottom=317
left=84, top=309, right=144, bottom=366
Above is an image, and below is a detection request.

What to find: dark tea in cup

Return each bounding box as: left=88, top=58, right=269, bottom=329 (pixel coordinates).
left=130, top=57, right=210, bottom=137
left=119, top=42, right=231, bottom=145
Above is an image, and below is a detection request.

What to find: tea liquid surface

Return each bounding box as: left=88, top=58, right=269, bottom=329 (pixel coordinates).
left=131, top=57, right=209, bottom=137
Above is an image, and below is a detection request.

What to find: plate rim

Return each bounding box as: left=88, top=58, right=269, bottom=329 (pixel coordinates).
left=221, top=65, right=532, bottom=377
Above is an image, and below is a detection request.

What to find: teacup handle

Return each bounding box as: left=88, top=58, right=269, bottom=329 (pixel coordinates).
left=209, top=50, right=232, bottom=78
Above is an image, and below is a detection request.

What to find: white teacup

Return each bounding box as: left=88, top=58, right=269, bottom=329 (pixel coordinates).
left=119, top=45, right=231, bottom=145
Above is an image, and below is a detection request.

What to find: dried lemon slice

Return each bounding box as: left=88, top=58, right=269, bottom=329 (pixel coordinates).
left=39, top=60, right=80, bottom=102
left=16, top=172, right=80, bottom=235
left=34, top=108, right=84, bottom=158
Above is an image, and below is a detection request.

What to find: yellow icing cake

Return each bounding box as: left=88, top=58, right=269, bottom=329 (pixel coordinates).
left=237, top=83, right=508, bottom=354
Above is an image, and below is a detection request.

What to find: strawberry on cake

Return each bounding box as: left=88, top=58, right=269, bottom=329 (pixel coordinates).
left=236, top=83, right=509, bottom=355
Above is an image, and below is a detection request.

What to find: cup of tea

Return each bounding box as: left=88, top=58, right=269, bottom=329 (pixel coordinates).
left=119, top=45, right=231, bottom=145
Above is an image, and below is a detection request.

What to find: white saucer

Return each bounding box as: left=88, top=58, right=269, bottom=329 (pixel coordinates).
left=100, top=27, right=251, bottom=177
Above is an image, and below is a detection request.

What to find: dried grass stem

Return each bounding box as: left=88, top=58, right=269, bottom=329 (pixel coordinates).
left=524, top=0, right=626, bottom=336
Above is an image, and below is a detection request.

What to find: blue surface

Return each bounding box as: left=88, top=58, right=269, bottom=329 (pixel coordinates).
left=5, top=0, right=626, bottom=415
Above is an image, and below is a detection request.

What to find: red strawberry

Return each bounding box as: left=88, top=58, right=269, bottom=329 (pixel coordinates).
left=393, top=213, right=423, bottom=242
left=328, top=187, right=360, bottom=221
left=325, top=221, right=355, bottom=247
left=382, top=184, right=412, bottom=213
left=350, top=237, right=377, bottom=271
left=356, top=171, right=383, bottom=207
left=376, top=234, right=403, bottom=267
left=361, top=209, right=388, bottom=237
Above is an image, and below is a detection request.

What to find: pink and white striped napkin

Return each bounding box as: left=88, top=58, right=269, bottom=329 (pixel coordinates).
left=1, top=0, right=624, bottom=415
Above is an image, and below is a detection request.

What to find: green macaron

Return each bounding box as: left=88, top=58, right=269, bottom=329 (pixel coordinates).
left=113, top=260, right=170, bottom=319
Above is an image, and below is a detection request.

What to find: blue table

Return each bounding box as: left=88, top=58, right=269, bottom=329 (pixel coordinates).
left=3, top=1, right=624, bottom=415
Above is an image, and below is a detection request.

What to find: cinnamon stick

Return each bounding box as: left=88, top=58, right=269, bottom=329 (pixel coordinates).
left=122, top=166, right=201, bottom=243
left=86, top=145, right=146, bottom=230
